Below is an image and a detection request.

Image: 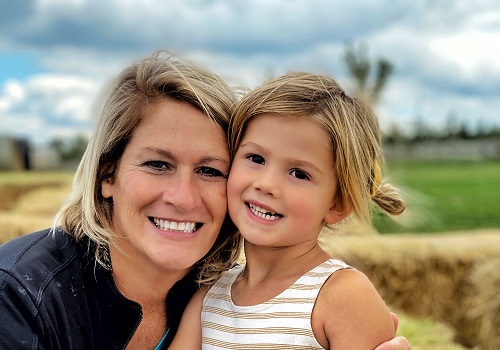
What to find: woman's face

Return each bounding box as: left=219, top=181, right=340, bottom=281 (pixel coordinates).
left=101, top=98, right=230, bottom=275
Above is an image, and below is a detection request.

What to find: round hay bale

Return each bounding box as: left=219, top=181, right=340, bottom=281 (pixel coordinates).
left=456, top=258, right=500, bottom=350
left=12, top=185, right=71, bottom=216
left=319, top=230, right=500, bottom=348
left=0, top=212, right=53, bottom=244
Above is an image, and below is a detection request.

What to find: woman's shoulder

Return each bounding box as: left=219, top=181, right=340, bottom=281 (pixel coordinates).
left=0, top=228, right=78, bottom=267
left=0, top=228, right=82, bottom=296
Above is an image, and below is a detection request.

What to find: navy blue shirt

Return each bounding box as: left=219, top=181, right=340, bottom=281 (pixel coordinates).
left=0, top=229, right=198, bottom=349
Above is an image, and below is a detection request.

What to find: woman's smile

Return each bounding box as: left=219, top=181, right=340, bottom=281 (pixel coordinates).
left=151, top=217, right=199, bottom=233
left=102, top=97, right=230, bottom=272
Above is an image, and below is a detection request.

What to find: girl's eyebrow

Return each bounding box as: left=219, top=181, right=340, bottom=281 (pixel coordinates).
left=238, top=142, right=261, bottom=150
left=239, top=143, right=324, bottom=174
left=289, top=159, right=324, bottom=174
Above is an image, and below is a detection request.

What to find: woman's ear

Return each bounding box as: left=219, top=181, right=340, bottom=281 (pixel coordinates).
left=99, top=163, right=115, bottom=199
left=101, top=177, right=114, bottom=199
left=324, top=202, right=352, bottom=225
left=101, top=176, right=115, bottom=198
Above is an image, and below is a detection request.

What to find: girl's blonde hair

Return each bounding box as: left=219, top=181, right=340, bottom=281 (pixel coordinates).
left=230, top=72, right=405, bottom=223
left=53, top=51, right=242, bottom=284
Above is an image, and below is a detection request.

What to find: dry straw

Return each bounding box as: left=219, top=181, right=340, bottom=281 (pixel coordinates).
left=321, top=223, right=500, bottom=350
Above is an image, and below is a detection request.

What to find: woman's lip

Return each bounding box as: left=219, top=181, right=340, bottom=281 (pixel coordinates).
left=149, top=217, right=202, bottom=233
left=149, top=219, right=203, bottom=240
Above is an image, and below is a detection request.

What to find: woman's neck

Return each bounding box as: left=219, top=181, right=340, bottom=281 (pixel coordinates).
left=108, top=244, right=187, bottom=304
left=108, top=244, right=188, bottom=350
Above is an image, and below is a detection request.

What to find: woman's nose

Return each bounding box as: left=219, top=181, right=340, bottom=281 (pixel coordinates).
left=162, top=171, right=201, bottom=211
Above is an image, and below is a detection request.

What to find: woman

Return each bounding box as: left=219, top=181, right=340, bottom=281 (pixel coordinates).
left=0, top=52, right=409, bottom=349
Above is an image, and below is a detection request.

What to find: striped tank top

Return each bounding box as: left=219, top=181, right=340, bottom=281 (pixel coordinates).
left=201, top=259, right=351, bottom=349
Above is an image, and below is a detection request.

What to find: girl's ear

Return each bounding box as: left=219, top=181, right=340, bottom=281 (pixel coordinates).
left=324, top=202, right=352, bottom=225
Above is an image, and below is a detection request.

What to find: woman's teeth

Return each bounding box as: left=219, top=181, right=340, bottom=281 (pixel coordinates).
left=153, top=218, right=197, bottom=233
left=248, top=203, right=282, bottom=221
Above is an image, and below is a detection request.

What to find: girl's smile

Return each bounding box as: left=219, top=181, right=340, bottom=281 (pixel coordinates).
left=228, top=113, right=343, bottom=248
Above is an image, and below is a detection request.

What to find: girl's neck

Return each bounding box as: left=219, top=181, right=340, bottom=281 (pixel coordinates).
left=242, top=240, right=330, bottom=284
left=231, top=241, right=330, bottom=306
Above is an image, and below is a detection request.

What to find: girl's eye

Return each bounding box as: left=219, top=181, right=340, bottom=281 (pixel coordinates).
left=290, top=169, right=310, bottom=180
left=144, top=160, right=171, bottom=171
left=198, top=166, right=226, bottom=178
left=246, top=154, right=265, bottom=165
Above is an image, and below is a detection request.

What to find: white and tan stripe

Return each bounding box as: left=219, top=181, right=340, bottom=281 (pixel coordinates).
left=201, top=259, right=351, bottom=349
left=203, top=337, right=322, bottom=350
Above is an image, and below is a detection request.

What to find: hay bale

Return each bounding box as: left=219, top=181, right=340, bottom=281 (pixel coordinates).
left=0, top=184, right=41, bottom=211
left=0, top=212, right=53, bottom=244
left=0, top=175, right=71, bottom=243
left=12, top=185, right=70, bottom=216
left=320, top=229, right=500, bottom=349
left=458, top=258, right=500, bottom=350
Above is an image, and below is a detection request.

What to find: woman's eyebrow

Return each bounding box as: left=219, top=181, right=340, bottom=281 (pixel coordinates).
left=143, top=147, right=176, bottom=160
left=143, top=147, right=229, bottom=165
left=198, top=156, right=230, bottom=165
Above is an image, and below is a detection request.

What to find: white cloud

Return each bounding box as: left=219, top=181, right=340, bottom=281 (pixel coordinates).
left=430, top=30, right=500, bottom=73
left=0, top=74, right=99, bottom=142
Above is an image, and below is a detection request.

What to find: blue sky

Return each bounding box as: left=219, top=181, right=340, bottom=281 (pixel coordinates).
left=1, top=0, right=499, bottom=144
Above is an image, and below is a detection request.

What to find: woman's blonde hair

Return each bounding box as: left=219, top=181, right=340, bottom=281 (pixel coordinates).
left=53, top=51, right=242, bottom=284
left=230, top=72, right=405, bottom=223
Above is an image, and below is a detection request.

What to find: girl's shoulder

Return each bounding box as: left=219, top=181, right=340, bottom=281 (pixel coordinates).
left=313, top=268, right=395, bottom=348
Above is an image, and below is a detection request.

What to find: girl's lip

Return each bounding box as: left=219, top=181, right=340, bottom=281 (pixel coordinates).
left=244, top=200, right=280, bottom=215
left=244, top=201, right=284, bottom=223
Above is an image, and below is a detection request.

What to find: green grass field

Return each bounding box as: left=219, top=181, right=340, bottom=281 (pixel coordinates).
left=374, top=160, right=500, bottom=233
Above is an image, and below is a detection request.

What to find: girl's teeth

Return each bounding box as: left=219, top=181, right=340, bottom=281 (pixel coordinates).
left=248, top=203, right=281, bottom=221
left=153, top=218, right=196, bottom=233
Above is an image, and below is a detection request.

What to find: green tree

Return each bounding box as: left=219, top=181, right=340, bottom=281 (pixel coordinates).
left=50, top=134, right=88, bottom=163
left=343, top=42, right=393, bottom=105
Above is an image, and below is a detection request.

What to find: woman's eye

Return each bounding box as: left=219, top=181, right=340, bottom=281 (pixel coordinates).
left=290, top=169, right=310, bottom=180
left=198, top=166, right=226, bottom=178
left=144, top=160, right=171, bottom=171
left=247, top=154, right=265, bottom=165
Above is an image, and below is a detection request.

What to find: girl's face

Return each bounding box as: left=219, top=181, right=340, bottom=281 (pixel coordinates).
left=101, top=98, right=230, bottom=275
left=227, top=113, right=345, bottom=249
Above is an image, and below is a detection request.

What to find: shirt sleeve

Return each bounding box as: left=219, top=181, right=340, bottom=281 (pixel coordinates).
left=0, top=270, right=46, bottom=349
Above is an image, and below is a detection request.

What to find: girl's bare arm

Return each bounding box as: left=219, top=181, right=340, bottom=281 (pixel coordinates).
left=313, top=269, right=396, bottom=349
left=168, top=286, right=208, bottom=350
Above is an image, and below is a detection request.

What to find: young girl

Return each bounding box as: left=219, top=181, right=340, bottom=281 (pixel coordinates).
left=170, top=72, right=406, bottom=349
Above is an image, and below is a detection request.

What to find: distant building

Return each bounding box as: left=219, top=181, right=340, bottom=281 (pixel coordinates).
left=0, top=135, right=62, bottom=171
left=0, top=136, right=31, bottom=171
left=384, top=139, right=500, bottom=161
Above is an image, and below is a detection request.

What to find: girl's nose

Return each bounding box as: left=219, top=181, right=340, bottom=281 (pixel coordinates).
left=252, top=169, right=280, bottom=197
